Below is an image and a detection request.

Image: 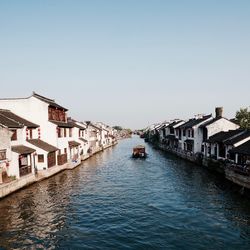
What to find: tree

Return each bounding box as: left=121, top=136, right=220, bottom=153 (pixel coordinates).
left=235, top=107, right=250, bottom=129
left=113, top=126, right=123, bottom=131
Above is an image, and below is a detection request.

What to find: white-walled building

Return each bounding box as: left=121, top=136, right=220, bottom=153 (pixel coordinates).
left=200, top=119, right=240, bottom=158
left=0, top=126, right=12, bottom=183
left=95, top=122, right=115, bottom=147
left=0, top=110, right=39, bottom=179
left=178, top=115, right=213, bottom=154
left=68, top=119, right=88, bottom=160
left=163, top=120, right=184, bottom=148
left=0, top=92, right=82, bottom=170
left=85, top=122, right=102, bottom=153
left=157, top=122, right=169, bottom=142
left=206, top=129, right=250, bottom=160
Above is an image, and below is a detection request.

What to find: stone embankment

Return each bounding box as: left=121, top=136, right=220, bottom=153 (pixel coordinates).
left=0, top=142, right=117, bottom=199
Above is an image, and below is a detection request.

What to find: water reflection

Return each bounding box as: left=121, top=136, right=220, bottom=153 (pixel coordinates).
left=0, top=137, right=250, bottom=249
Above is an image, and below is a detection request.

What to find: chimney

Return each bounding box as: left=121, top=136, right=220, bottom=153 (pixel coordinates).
left=215, top=107, right=223, bottom=118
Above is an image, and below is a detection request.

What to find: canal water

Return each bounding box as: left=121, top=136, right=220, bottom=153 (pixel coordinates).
left=0, top=137, right=250, bottom=249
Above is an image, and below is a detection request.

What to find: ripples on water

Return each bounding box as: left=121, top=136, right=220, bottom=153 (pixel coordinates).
left=0, top=137, right=250, bottom=249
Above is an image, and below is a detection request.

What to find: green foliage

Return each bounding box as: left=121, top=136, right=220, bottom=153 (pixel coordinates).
left=235, top=107, right=250, bottom=129
left=10, top=175, right=16, bottom=181
left=151, top=132, right=160, bottom=144
left=113, top=126, right=123, bottom=131
left=125, top=128, right=132, bottom=134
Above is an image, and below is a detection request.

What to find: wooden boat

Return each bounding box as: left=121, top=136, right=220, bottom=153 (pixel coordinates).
left=132, top=145, right=147, bottom=158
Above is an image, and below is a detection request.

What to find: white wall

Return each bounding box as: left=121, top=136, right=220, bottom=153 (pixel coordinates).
left=0, top=127, right=12, bottom=161
left=8, top=152, right=19, bottom=178
left=0, top=97, right=58, bottom=146
left=206, top=118, right=239, bottom=138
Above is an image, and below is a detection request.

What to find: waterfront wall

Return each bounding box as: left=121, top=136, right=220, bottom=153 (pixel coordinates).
left=149, top=140, right=250, bottom=196
left=0, top=142, right=117, bottom=199
left=153, top=142, right=228, bottom=174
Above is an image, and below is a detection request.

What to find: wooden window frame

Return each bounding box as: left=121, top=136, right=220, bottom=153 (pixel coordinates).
left=0, top=150, right=7, bottom=161
left=38, top=154, right=44, bottom=163
left=11, top=130, right=17, bottom=141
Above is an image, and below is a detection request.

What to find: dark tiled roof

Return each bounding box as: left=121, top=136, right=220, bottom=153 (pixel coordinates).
left=68, top=121, right=86, bottom=130
left=79, top=138, right=88, bottom=143
left=157, top=123, right=168, bottom=130
left=28, top=139, right=58, bottom=152
left=171, top=120, right=183, bottom=127
left=11, top=145, right=36, bottom=154
left=199, top=117, right=222, bottom=128
left=69, top=141, right=81, bottom=147
left=51, top=121, right=74, bottom=128
left=173, top=120, right=184, bottom=129
left=33, top=92, right=68, bottom=111
left=230, top=118, right=240, bottom=125
left=0, top=114, right=23, bottom=128
left=89, top=123, right=102, bottom=131
left=224, top=130, right=250, bottom=145
left=0, top=109, right=39, bottom=128
left=231, top=140, right=250, bottom=155
left=207, top=130, right=243, bottom=143
left=179, top=115, right=212, bottom=129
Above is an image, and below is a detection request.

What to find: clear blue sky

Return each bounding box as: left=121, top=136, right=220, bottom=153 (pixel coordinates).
left=0, top=0, right=249, bottom=129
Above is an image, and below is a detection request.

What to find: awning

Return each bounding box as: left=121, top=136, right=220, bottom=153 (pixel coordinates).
left=69, top=141, right=81, bottom=148
left=230, top=140, right=250, bottom=155
left=51, top=121, right=74, bottom=128
left=12, top=145, right=36, bottom=154
left=28, top=139, right=58, bottom=152
left=79, top=138, right=88, bottom=143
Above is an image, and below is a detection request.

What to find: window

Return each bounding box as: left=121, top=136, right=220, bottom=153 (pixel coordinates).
left=191, top=129, right=194, bottom=138
left=11, top=130, right=17, bottom=141
left=69, top=128, right=72, bottom=137
left=58, top=128, right=62, bottom=138
left=0, top=150, right=6, bottom=160
left=28, top=129, right=33, bottom=139
left=183, top=129, right=186, bottom=136
left=38, top=154, right=44, bottom=162
left=188, top=130, right=191, bottom=137
left=64, top=148, right=67, bottom=154
left=64, top=128, right=67, bottom=137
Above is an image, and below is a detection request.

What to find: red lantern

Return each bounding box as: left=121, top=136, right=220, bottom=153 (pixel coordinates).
left=26, top=128, right=29, bottom=140
left=38, top=127, right=41, bottom=139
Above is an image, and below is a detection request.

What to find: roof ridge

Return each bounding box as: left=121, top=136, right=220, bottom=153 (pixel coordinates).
left=32, top=91, right=55, bottom=103
left=0, top=112, right=24, bottom=127
left=0, top=109, right=38, bottom=128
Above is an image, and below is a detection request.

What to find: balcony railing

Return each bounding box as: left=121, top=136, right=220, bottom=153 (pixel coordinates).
left=19, top=165, right=32, bottom=177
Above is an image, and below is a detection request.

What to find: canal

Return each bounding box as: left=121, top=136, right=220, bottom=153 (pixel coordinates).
left=0, top=136, right=250, bottom=249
